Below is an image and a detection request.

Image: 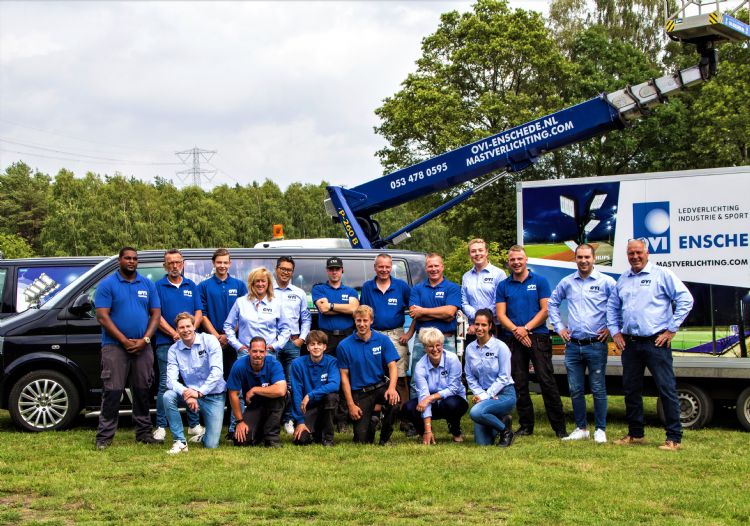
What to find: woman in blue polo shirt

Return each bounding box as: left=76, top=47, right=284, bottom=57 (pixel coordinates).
left=465, top=309, right=516, bottom=447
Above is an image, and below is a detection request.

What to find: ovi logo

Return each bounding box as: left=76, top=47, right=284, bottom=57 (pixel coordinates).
left=183, top=290, right=192, bottom=298
left=387, top=298, right=398, bottom=306
left=633, top=202, right=670, bottom=254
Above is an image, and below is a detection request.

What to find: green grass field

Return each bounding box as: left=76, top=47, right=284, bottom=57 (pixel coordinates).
left=1, top=395, right=748, bottom=525
left=522, top=244, right=569, bottom=258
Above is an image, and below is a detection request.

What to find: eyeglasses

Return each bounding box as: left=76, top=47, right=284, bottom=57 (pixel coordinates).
left=276, top=266, right=294, bottom=274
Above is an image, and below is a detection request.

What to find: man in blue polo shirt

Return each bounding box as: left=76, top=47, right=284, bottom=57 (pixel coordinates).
left=153, top=249, right=203, bottom=442
left=289, top=330, right=340, bottom=446
left=496, top=244, right=566, bottom=438
left=338, top=305, right=400, bottom=444
left=94, top=247, right=161, bottom=449
left=198, top=248, right=248, bottom=380
left=358, top=253, right=411, bottom=420
left=406, top=253, right=461, bottom=392
left=227, top=336, right=287, bottom=447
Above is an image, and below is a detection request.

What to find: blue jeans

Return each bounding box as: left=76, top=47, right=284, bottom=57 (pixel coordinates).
left=410, top=334, right=456, bottom=398
left=163, top=390, right=225, bottom=448
left=621, top=336, right=682, bottom=443
left=469, top=386, right=517, bottom=446
left=228, top=345, right=249, bottom=433
left=276, top=340, right=301, bottom=422
left=156, top=344, right=200, bottom=429
left=565, top=340, right=608, bottom=430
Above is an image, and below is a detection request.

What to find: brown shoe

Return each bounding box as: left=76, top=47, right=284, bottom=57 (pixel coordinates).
left=614, top=435, right=645, bottom=445
left=452, top=434, right=465, bottom=443
left=658, top=440, right=682, bottom=451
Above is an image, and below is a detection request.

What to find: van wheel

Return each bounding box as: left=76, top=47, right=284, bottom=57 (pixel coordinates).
left=656, top=383, right=714, bottom=429
left=736, top=387, right=750, bottom=431
left=8, top=370, right=81, bottom=432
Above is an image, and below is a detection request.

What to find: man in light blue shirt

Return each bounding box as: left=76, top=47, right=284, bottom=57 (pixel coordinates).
left=461, top=238, right=506, bottom=330
left=163, top=313, right=226, bottom=454
left=607, top=238, right=693, bottom=451
left=548, top=243, right=616, bottom=443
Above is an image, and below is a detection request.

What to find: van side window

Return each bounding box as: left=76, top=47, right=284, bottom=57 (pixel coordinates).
left=15, top=265, right=95, bottom=312
left=183, top=259, right=276, bottom=289
left=0, top=268, right=6, bottom=302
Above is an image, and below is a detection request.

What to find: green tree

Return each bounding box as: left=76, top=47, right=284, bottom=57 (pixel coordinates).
left=0, top=233, right=35, bottom=258
left=0, top=162, right=50, bottom=251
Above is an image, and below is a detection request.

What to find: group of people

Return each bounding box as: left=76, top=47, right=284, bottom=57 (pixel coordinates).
left=93, top=237, right=693, bottom=453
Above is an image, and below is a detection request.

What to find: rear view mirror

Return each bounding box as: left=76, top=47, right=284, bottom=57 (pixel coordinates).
left=68, top=293, right=93, bottom=317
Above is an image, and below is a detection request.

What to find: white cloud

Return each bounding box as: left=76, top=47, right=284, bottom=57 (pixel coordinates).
left=0, top=0, right=548, bottom=189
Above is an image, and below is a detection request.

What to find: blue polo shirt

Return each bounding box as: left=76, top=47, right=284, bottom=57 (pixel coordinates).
left=154, top=275, right=202, bottom=346
left=289, top=354, right=341, bottom=425
left=198, top=274, right=247, bottom=334
left=495, top=270, right=551, bottom=336
left=359, top=277, right=411, bottom=330
left=95, top=271, right=160, bottom=346
left=337, top=331, right=399, bottom=390
left=409, top=278, right=462, bottom=333
left=226, top=354, right=286, bottom=397
left=311, top=282, right=359, bottom=331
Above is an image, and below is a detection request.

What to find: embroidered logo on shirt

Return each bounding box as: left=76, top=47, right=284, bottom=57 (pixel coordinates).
left=372, top=346, right=382, bottom=355
left=183, top=290, right=192, bottom=297
left=483, top=277, right=494, bottom=283
left=441, top=370, right=448, bottom=377
left=342, top=294, right=349, bottom=301
left=485, top=352, right=495, bottom=357
left=527, top=284, right=537, bottom=291
left=261, top=382, right=270, bottom=387
left=198, top=349, right=206, bottom=356
left=589, top=285, right=601, bottom=292
left=435, top=291, right=445, bottom=298
left=320, top=373, right=328, bottom=383
left=228, top=289, right=238, bottom=296
left=387, top=298, right=398, bottom=306
left=262, top=307, right=275, bottom=314
left=640, top=279, right=652, bottom=287
left=138, top=290, right=148, bottom=298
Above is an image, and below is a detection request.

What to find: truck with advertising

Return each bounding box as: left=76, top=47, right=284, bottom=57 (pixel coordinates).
left=517, top=166, right=750, bottom=429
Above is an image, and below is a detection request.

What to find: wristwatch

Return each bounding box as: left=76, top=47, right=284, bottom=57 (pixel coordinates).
left=143, top=336, right=151, bottom=344
left=524, top=325, right=530, bottom=332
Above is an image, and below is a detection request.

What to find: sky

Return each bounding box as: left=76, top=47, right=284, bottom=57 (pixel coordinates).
left=0, top=1, right=548, bottom=190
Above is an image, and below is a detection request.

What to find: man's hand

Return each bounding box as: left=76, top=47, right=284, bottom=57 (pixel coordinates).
left=467, top=324, right=477, bottom=336
left=293, top=338, right=304, bottom=348
left=512, top=326, right=532, bottom=347
left=183, top=388, right=199, bottom=402
left=186, top=397, right=199, bottom=412
left=384, top=387, right=400, bottom=406
left=245, top=388, right=256, bottom=403
left=558, top=328, right=571, bottom=342
left=422, top=429, right=436, bottom=445
left=172, top=332, right=180, bottom=342
left=293, top=423, right=310, bottom=441
left=472, top=395, right=482, bottom=405
left=124, top=338, right=144, bottom=353
left=596, top=328, right=610, bottom=342
left=416, top=395, right=433, bottom=413
left=217, top=334, right=228, bottom=347
left=348, top=403, right=363, bottom=421
left=234, top=421, right=249, bottom=443
left=613, top=333, right=626, bottom=352
left=398, top=333, right=410, bottom=345
left=655, top=330, right=675, bottom=348
left=408, top=305, right=424, bottom=319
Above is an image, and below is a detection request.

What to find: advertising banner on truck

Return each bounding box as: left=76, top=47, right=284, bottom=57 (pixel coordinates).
left=518, top=167, right=750, bottom=288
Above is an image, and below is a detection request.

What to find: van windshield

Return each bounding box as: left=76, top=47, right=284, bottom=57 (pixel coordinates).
left=40, top=257, right=116, bottom=310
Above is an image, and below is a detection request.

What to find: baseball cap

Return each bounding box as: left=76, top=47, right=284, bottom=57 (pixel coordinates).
left=326, top=257, right=343, bottom=269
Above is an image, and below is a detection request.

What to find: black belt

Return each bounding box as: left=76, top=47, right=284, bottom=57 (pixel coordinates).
left=326, top=329, right=353, bottom=336
left=357, top=380, right=388, bottom=393
left=623, top=333, right=660, bottom=342
left=569, top=337, right=599, bottom=346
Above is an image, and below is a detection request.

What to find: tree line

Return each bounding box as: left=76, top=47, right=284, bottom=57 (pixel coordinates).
left=1, top=0, right=748, bottom=262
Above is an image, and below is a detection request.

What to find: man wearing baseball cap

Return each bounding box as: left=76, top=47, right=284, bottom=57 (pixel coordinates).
left=312, top=257, right=360, bottom=431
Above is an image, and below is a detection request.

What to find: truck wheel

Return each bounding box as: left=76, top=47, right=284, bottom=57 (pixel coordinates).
left=656, top=383, right=714, bottom=429
left=8, top=370, right=81, bottom=432
left=736, top=387, right=750, bottom=431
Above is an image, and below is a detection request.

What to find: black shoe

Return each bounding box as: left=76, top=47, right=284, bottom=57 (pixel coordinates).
left=225, top=431, right=235, bottom=441
left=336, top=423, right=349, bottom=434
left=321, top=440, right=334, bottom=447
left=378, top=439, right=394, bottom=447
left=556, top=429, right=568, bottom=439
left=95, top=441, right=111, bottom=451
left=501, top=415, right=512, bottom=431
left=497, top=429, right=516, bottom=448
left=403, top=422, right=419, bottom=438
left=136, top=436, right=164, bottom=445
left=264, top=441, right=282, bottom=448
left=515, top=426, right=533, bottom=436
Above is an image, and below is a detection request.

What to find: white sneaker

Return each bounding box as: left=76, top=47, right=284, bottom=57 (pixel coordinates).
left=188, top=424, right=205, bottom=436
left=153, top=427, right=166, bottom=441
left=561, top=428, right=590, bottom=441
left=283, top=420, right=295, bottom=435
left=188, top=432, right=205, bottom=443
left=167, top=441, right=188, bottom=455
left=594, top=428, right=607, bottom=444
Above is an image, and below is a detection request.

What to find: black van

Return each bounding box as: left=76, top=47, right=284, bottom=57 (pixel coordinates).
left=0, top=248, right=426, bottom=431
left=0, top=257, right=104, bottom=319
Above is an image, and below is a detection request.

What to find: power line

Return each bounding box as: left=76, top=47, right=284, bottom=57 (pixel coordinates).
left=0, top=137, right=181, bottom=165
left=175, top=147, right=217, bottom=188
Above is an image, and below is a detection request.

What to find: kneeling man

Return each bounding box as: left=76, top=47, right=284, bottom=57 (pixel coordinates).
left=338, top=305, right=400, bottom=444
left=163, top=313, right=225, bottom=454
left=289, top=330, right=341, bottom=446
left=227, top=336, right=287, bottom=447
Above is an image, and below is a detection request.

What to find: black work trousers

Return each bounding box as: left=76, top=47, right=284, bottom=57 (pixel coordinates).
left=403, top=395, right=468, bottom=437
left=351, top=383, right=396, bottom=444
left=233, top=395, right=286, bottom=446
left=96, top=344, right=155, bottom=443
left=293, top=393, right=339, bottom=445
left=323, top=330, right=352, bottom=427
left=504, top=333, right=566, bottom=434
